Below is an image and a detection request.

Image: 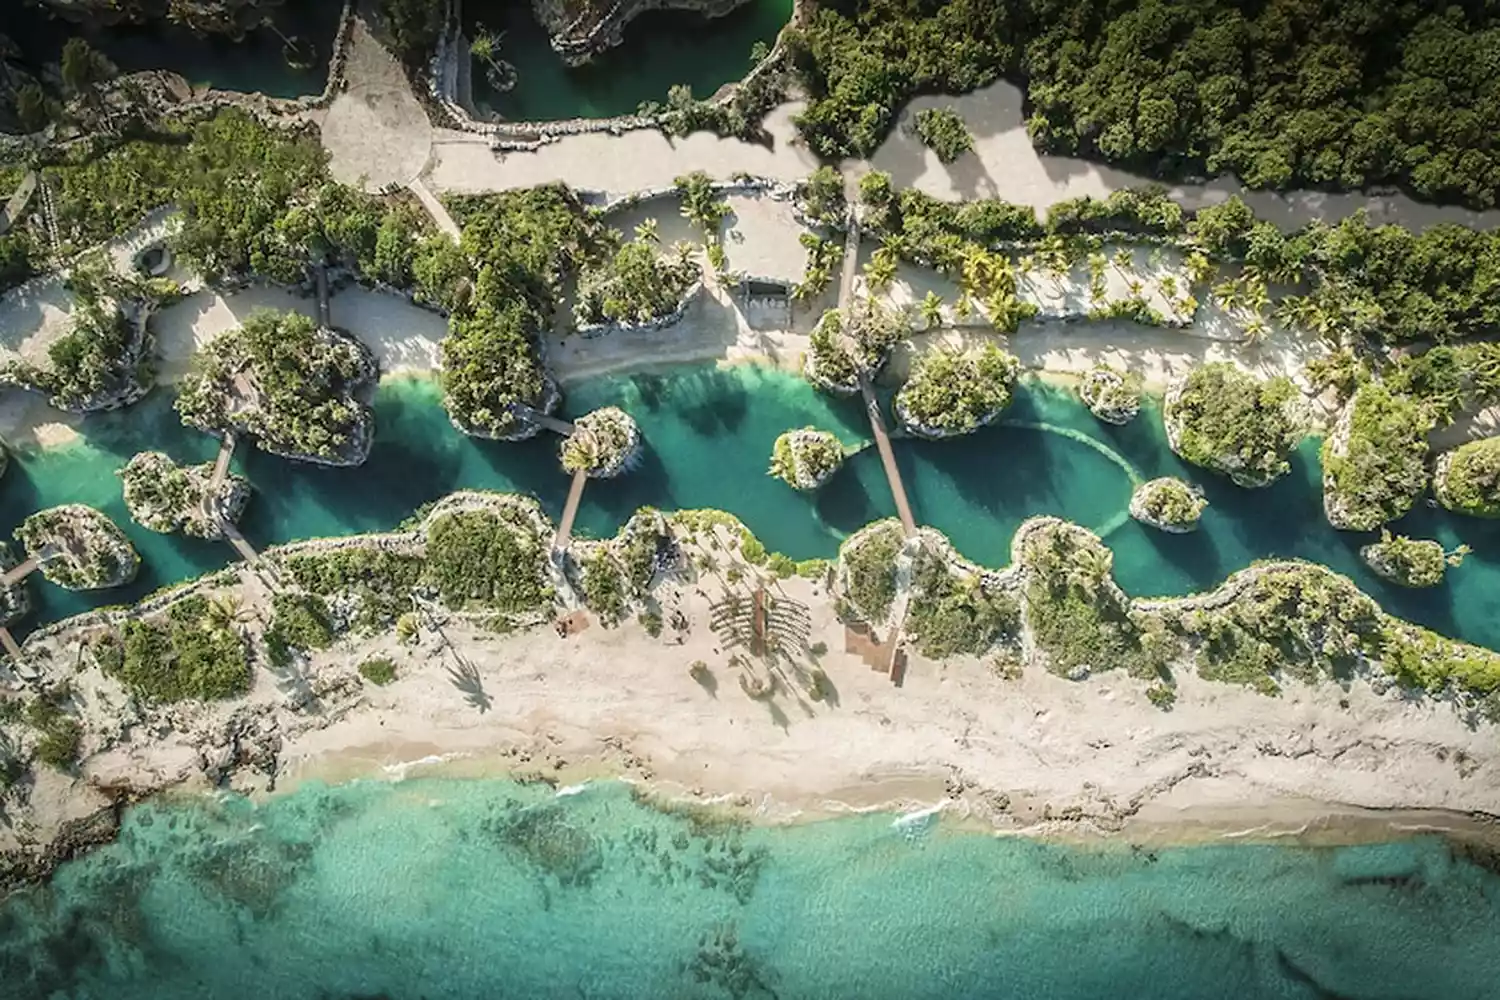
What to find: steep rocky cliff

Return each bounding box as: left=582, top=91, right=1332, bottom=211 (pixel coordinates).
left=33, top=0, right=286, bottom=37
left=531, top=0, right=750, bottom=65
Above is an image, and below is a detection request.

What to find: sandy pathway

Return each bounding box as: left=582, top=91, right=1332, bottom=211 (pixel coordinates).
left=429, top=80, right=1500, bottom=233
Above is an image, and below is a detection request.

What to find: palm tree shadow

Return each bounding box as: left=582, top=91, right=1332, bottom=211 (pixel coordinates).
left=447, top=656, right=492, bottom=713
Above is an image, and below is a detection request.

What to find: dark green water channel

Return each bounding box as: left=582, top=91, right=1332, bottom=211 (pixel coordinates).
left=7, top=1, right=343, bottom=99
left=464, top=0, right=792, bottom=121
left=4, top=365, right=1500, bottom=650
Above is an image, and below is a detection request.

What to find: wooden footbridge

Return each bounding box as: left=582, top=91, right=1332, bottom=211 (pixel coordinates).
left=203, top=433, right=264, bottom=567
left=0, top=544, right=59, bottom=665
left=835, top=200, right=918, bottom=681
left=837, top=205, right=917, bottom=538
left=503, top=402, right=591, bottom=554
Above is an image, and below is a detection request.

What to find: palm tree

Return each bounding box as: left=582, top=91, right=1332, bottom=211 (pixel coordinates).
left=879, top=232, right=909, bottom=261
left=1158, top=274, right=1178, bottom=300
left=634, top=219, right=660, bottom=244
left=864, top=250, right=898, bottom=292
left=919, top=290, right=944, bottom=330
left=1212, top=279, right=1241, bottom=311
left=1111, top=247, right=1133, bottom=275
left=1242, top=316, right=1270, bottom=346
left=1185, top=250, right=1213, bottom=286
left=1069, top=543, right=1113, bottom=588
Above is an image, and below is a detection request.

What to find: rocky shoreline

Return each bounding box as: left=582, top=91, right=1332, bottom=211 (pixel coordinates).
left=532, top=0, right=753, bottom=66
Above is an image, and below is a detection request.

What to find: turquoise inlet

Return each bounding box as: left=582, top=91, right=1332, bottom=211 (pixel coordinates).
left=1, top=778, right=1497, bottom=999
left=4, top=364, right=1500, bottom=648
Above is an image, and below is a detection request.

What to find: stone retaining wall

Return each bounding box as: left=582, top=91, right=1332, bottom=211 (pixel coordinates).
left=574, top=280, right=701, bottom=339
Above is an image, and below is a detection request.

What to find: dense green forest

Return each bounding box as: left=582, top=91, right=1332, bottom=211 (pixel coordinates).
left=791, top=0, right=1500, bottom=206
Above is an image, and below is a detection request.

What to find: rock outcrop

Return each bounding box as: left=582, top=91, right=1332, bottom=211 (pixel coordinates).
left=1129, top=477, right=1208, bottom=533
left=532, top=0, right=753, bottom=66
left=35, top=0, right=284, bottom=36
left=16, top=504, right=140, bottom=591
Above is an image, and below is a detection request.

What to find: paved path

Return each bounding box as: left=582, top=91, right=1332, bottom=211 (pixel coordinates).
left=323, top=11, right=434, bottom=191
left=837, top=207, right=917, bottom=537
left=0, top=171, right=37, bottom=236
left=408, top=177, right=462, bottom=243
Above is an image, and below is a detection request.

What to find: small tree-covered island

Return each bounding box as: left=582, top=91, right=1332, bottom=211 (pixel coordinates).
left=1129, top=477, right=1208, bottom=534
left=1163, top=364, right=1303, bottom=488
left=5, top=3, right=1500, bottom=992
left=175, top=311, right=378, bottom=466
left=1361, top=531, right=1467, bottom=589
left=769, top=427, right=845, bottom=490
left=560, top=407, right=642, bottom=478
left=894, top=343, right=1022, bottom=438
left=15, top=505, right=139, bottom=591
left=1435, top=437, right=1500, bottom=518
left=1078, top=364, right=1141, bottom=425
left=118, top=451, right=250, bottom=538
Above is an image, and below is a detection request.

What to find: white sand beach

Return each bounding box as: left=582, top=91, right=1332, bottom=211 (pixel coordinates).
left=19, top=534, right=1487, bottom=864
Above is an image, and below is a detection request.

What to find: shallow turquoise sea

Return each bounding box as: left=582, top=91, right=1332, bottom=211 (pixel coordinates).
left=1, top=778, right=1497, bottom=1000
left=5, top=364, right=1500, bottom=650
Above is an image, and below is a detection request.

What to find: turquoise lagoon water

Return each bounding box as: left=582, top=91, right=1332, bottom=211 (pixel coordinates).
left=465, top=0, right=794, bottom=121
left=2, top=777, right=1498, bottom=1000
left=4, top=363, right=1500, bottom=651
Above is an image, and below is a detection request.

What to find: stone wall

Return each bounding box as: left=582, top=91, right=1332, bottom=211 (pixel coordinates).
left=574, top=280, right=701, bottom=339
